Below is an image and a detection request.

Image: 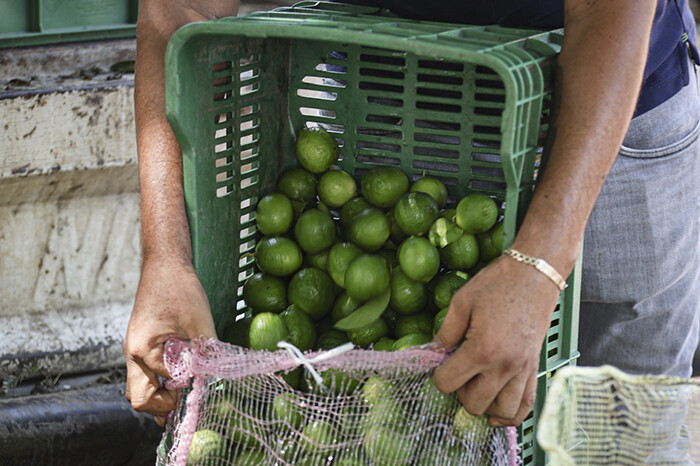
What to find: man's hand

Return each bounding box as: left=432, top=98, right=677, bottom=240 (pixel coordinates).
left=125, top=0, right=239, bottom=425
left=433, top=0, right=656, bottom=426
left=123, top=257, right=216, bottom=426
left=433, top=256, right=560, bottom=426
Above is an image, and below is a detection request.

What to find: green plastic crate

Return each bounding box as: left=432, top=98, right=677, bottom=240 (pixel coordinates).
left=164, top=2, right=580, bottom=463
left=0, top=0, right=138, bottom=48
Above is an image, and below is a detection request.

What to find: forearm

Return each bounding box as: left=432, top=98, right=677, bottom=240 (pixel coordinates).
left=511, top=0, right=656, bottom=277
left=135, top=0, right=238, bottom=264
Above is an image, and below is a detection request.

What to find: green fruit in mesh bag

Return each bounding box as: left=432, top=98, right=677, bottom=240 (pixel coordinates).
left=453, top=406, right=490, bottom=439
left=233, top=449, right=266, bottom=466
left=320, top=369, right=362, bottom=395
left=187, top=429, right=226, bottom=466
left=420, top=377, right=457, bottom=419
left=229, top=415, right=264, bottom=448
left=301, top=420, right=338, bottom=453
left=274, top=392, right=305, bottom=429
left=362, top=376, right=394, bottom=405
left=363, top=424, right=414, bottom=466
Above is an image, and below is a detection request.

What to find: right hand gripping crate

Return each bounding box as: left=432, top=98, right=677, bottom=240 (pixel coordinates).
left=164, top=2, right=581, bottom=464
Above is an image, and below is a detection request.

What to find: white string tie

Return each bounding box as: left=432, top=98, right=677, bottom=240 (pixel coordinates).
left=277, top=341, right=355, bottom=392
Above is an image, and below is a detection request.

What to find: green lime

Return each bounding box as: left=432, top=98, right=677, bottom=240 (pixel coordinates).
left=393, top=192, right=439, bottom=236
left=372, top=337, right=396, bottom=351
left=433, top=307, right=448, bottom=336
left=344, top=254, right=391, bottom=301
left=318, top=169, right=357, bottom=208
left=274, top=392, right=304, bottom=429
left=361, top=166, right=410, bottom=209
left=327, top=242, right=364, bottom=288
left=420, top=377, right=457, bottom=419
left=234, top=450, right=266, bottom=466
left=491, top=219, right=505, bottom=252
left=395, top=313, right=433, bottom=338
left=397, top=236, right=440, bottom=283
left=277, top=167, right=318, bottom=203
left=301, top=420, right=337, bottom=452
left=331, top=292, right=362, bottom=322
left=347, top=317, right=389, bottom=348
left=255, top=237, right=303, bottom=277
left=392, top=333, right=432, bottom=351
left=433, top=271, right=468, bottom=310
left=346, top=207, right=390, bottom=252
left=453, top=406, right=490, bottom=439
left=441, top=208, right=457, bottom=221
left=288, top=268, right=335, bottom=321
left=410, top=176, right=448, bottom=208
left=187, top=429, right=226, bottom=465
left=386, top=209, right=408, bottom=245
left=478, top=230, right=501, bottom=262
left=304, top=248, right=330, bottom=272
left=249, top=312, right=289, bottom=351
left=455, top=193, right=498, bottom=235
left=321, top=369, right=362, bottom=395
left=243, top=272, right=287, bottom=314
left=255, top=193, right=294, bottom=236
left=389, top=268, right=428, bottom=315
left=295, top=127, right=339, bottom=174
left=428, top=217, right=464, bottom=248
left=275, top=436, right=299, bottom=463
left=230, top=416, right=264, bottom=448
left=362, top=376, right=393, bottom=405
left=363, top=425, right=414, bottom=466
left=281, top=367, right=302, bottom=390
left=221, top=315, right=251, bottom=347
left=440, top=232, right=479, bottom=271
left=316, top=329, right=349, bottom=350
left=281, top=305, right=317, bottom=351
left=340, top=197, right=371, bottom=227
left=294, top=209, right=335, bottom=254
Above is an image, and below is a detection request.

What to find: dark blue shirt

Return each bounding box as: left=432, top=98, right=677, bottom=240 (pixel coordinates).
left=344, top=0, right=699, bottom=116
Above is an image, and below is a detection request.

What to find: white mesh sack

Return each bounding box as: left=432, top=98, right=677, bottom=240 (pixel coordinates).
left=537, top=365, right=700, bottom=465
left=156, top=338, right=522, bottom=466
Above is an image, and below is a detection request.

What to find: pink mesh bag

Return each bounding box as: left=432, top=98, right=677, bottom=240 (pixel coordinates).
left=156, top=338, right=520, bottom=466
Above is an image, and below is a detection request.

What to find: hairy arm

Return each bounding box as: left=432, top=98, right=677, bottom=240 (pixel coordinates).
left=434, top=0, right=656, bottom=425
left=124, top=0, right=239, bottom=424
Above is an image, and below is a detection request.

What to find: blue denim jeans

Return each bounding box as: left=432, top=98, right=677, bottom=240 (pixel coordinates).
left=578, top=71, right=700, bottom=378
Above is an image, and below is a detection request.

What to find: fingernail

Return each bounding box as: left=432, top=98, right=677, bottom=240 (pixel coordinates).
left=489, top=418, right=503, bottom=427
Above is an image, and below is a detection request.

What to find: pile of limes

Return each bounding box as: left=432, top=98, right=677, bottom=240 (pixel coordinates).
left=201, top=126, right=498, bottom=465
left=223, top=126, right=504, bottom=357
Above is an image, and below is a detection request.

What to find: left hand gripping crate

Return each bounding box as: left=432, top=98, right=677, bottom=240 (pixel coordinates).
left=164, top=2, right=581, bottom=464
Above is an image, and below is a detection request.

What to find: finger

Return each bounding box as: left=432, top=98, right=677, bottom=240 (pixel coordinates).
left=485, top=364, right=531, bottom=420
left=126, top=358, right=178, bottom=416
left=432, top=300, right=470, bottom=351
left=454, top=368, right=509, bottom=417
left=154, top=415, right=167, bottom=427
left=489, top=367, right=538, bottom=427
left=433, top=341, right=481, bottom=395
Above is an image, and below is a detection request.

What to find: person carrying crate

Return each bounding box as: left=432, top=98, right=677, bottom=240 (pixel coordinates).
left=123, top=0, right=700, bottom=431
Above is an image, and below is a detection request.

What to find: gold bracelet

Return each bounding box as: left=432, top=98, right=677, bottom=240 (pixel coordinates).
left=503, top=248, right=567, bottom=291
